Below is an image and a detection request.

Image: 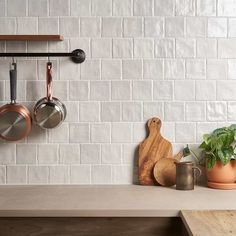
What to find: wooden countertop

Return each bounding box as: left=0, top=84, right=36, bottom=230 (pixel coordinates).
left=180, top=210, right=236, bottom=236
left=0, top=185, right=235, bottom=217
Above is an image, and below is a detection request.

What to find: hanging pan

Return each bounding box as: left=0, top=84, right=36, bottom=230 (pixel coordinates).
left=0, top=62, right=32, bottom=141
left=33, top=61, right=66, bottom=129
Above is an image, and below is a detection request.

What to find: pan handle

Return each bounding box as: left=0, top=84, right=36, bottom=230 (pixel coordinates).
left=9, top=63, right=17, bottom=103
left=46, top=62, right=53, bottom=101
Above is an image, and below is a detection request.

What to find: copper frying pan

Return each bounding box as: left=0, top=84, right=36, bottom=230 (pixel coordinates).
left=0, top=63, right=32, bottom=141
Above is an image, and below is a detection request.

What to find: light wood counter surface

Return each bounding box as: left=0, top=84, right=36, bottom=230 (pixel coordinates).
left=180, top=210, right=236, bottom=236
left=0, top=185, right=235, bottom=217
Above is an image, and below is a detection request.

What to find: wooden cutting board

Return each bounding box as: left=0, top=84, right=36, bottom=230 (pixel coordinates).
left=139, top=117, right=173, bottom=185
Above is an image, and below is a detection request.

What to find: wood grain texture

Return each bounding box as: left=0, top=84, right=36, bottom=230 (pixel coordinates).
left=180, top=210, right=236, bottom=236
left=0, top=35, right=64, bottom=41
left=139, top=118, right=173, bottom=185
left=0, top=217, right=184, bottom=236
left=153, top=151, right=183, bottom=187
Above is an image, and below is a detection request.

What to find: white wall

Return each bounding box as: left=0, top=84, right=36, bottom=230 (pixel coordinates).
left=0, top=0, right=235, bottom=184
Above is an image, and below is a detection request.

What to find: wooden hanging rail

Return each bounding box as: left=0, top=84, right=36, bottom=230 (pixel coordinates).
left=0, top=35, right=64, bottom=41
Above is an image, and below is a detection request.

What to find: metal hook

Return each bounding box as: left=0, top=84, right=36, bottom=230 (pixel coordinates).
left=12, top=57, right=15, bottom=64
left=47, top=55, right=51, bottom=63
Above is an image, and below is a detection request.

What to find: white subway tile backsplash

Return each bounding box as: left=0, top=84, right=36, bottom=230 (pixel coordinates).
left=49, top=0, right=69, bottom=16
left=91, top=38, right=112, bottom=58
left=7, top=165, right=27, bottom=184
left=80, top=17, right=101, bottom=37
left=218, top=0, right=236, bottom=16
left=70, top=165, right=91, bottom=184
left=207, top=60, right=227, bottom=80
left=81, top=144, right=101, bottom=164
left=207, top=102, right=227, bottom=121
left=91, top=0, right=112, bottom=16
left=196, top=80, right=216, bottom=100
left=111, top=81, right=131, bottom=100
left=16, top=144, right=37, bottom=164
left=122, top=60, right=142, bottom=79
left=185, top=102, right=206, bottom=121
left=186, top=17, right=206, bottom=37
left=2, top=0, right=236, bottom=185
left=69, top=123, right=90, bottom=143
left=175, top=123, right=196, bottom=143
left=134, top=0, right=153, bottom=16
left=164, top=59, right=185, bottom=78
left=59, top=144, right=80, bottom=164
left=0, top=166, right=6, bottom=184
left=112, top=123, right=132, bottom=143
left=165, top=17, right=185, bottom=37
left=155, top=39, right=175, bottom=58
left=186, top=59, right=206, bottom=79
left=154, top=0, right=174, bottom=16
left=91, top=165, right=112, bottom=184
left=134, top=39, right=154, bottom=58
left=79, top=102, right=100, bottom=122
left=197, top=39, right=217, bottom=58
left=102, top=144, right=121, bottom=164
left=122, top=102, right=142, bottom=121
left=28, top=166, right=49, bottom=184
left=71, top=0, right=91, bottom=16
left=113, top=0, right=131, bottom=16
left=38, top=18, right=59, bottom=34
left=102, top=17, right=122, bottom=37
left=124, top=18, right=143, bottom=37
left=101, top=102, right=121, bottom=122
left=153, top=81, right=173, bottom=100
left=132, top=81, right=152, bottom=100
left=164, top=102, right=184, bottom=121
left=144, top=17, right=164, bottom=37
left=143, top=102, right=163, bottom=121
left=7, top=0, right=26, bottom=16
left=101, top=59, right=121, bottom=79
left=0, top=144, right=16, bottom=165
left=176, top=38, right=195, bottom=58
left=196, top=0, right=216, bottom=16
left=174, top=80, right=195, bottom=101
left=112, top=165, right=133, bottom=184
left=90, top=81, right=110, bottom=101
left=49, top=165, right=69, bottom=184
left=143, top=59, right=163, bottom=79
left=59, top=17, right=80, bottom=37
left=38, top=144, right=58, bottom=164
left=0, top=18, right=15, bottom=34
left=217, top=81, right=236, bottom=100
left=176, top=0, right=195, bottom=16
left=29, top=0, right=48, bottom=17
left=113, top=39, right=133, bottom=58
left=208, top=18, right=227, bottom=37
left=218, top=39, right=236, bottom=58
left=91, top=123, right=111, bottom=143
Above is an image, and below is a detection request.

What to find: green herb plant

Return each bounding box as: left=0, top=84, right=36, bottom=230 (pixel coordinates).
left=184, top=125, right=236, bottom=169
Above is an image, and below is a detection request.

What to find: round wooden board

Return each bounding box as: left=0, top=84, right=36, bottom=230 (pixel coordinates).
left=153, top=158, right=177, bottom=187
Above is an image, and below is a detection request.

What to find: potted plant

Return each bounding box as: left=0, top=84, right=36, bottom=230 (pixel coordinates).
left=184, top=125, right=236, bottom=184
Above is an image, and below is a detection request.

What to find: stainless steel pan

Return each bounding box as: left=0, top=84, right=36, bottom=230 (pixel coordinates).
left=33, top=62, right=66, bottom=129
left=0, top=63, right=32, bottom=141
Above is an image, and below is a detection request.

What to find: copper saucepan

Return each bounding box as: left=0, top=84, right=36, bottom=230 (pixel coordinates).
left=33, top=62, right=66, bottom=129
left=0, top=63, right=32, bottom=141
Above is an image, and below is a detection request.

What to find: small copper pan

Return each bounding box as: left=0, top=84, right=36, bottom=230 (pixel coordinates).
left=0, top=63, right=32, bottom=141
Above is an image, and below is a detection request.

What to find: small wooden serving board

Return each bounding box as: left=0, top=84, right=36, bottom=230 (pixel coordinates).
left=139, top=117, right=173, bottom=185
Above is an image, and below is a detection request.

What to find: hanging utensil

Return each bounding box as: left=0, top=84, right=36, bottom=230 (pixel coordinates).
left=33, top=61, right=66, bottom=129
left=0, top=62, right=32, bottom=141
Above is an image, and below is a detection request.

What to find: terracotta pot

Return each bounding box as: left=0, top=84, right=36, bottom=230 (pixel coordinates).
left=207, top=160, right=236, bottom=183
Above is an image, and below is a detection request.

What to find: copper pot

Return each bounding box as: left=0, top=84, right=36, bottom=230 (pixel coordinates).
left=0, top=63, right=32, bottom=141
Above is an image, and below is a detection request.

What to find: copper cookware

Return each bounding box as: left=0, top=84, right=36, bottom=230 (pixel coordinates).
left=33, top=62, right=66, bottom=129
left=0, top=63, right=32, bottom=141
